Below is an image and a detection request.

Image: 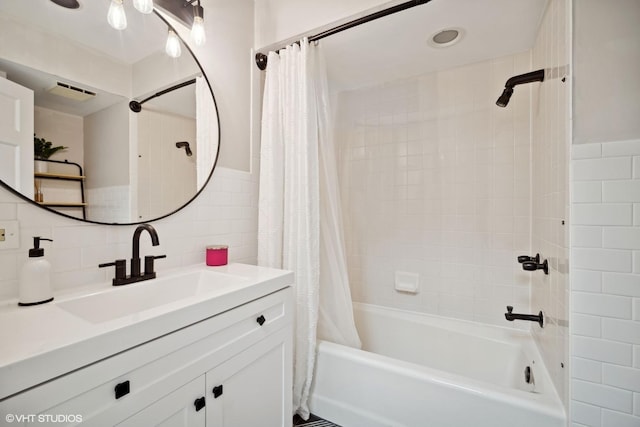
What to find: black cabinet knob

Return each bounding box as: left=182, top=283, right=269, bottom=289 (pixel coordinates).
left=256, top=315, right=266, bottom=326
left=212, top=385, right=223, bottom=398
left=194, top=397, right=206, bottom=412
left=114, top=380, right=130, bottom=399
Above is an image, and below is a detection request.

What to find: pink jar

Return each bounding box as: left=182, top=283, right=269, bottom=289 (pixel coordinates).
left=206, top=245, right=228, bottom=266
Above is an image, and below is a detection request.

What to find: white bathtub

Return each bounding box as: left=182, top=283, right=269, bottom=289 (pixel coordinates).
left=309, top=303, right=565, bottom=427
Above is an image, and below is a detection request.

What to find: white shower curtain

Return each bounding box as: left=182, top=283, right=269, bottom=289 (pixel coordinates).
left=258, top=39, right=361, bottom=420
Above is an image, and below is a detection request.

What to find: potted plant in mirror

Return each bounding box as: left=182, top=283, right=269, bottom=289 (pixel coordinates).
left=34, top=135, right=67, bottom=173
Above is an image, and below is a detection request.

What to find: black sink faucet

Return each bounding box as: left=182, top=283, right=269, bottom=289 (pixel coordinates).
left=505, top=306, right=544, bottom=328
left=99, top=223, right=166, bottom=286
left=131, top=224, right=159, bottom=277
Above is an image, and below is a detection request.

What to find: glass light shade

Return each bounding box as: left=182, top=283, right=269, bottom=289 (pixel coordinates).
left=165, top=29, right=182, bottom=58
left=107, top=0, right=127, bottom=30
left=133, top=0, right=154, bottom=14
left=191, top=16, right=206, bottom=46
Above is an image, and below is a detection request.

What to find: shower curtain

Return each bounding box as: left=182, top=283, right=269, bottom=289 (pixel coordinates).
left=258, top=39, right=361, bottom=420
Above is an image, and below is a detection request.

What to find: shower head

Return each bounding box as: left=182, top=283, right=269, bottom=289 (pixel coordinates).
left=496, top=69, right=545, bottom=108
left=496, top=87, right=514, bottom=108
left=176, top=141, right=193, bottom=157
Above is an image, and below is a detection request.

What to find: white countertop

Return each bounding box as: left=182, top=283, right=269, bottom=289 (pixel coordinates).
left=0, top=263, right=293, bottom=400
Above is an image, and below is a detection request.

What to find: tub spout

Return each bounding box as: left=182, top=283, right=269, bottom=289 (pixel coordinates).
left=505, top=306, right=544, bottom=328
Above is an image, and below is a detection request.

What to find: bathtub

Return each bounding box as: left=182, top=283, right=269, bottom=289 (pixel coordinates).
left=309, top=303, right=565, bottom=427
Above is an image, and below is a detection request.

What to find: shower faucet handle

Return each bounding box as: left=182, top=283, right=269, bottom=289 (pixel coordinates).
left=506, top=305, right=513, bottom=313
left=522, top=259, right=549, bottom=275
left=517, top=254, right=540, bottom=264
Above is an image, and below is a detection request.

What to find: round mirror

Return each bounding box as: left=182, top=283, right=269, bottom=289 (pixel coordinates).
left=0, top=0, right=220, bottom=224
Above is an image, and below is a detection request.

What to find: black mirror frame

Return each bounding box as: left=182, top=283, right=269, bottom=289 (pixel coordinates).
left=0, top=11, right=221, bottom=226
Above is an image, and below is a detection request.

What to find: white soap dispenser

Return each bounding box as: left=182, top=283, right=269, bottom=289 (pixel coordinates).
left=19, top=237, right=54, bottom=306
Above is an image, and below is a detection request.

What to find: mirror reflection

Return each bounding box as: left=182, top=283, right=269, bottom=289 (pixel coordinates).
left=0, top=0, right=219, bottom=224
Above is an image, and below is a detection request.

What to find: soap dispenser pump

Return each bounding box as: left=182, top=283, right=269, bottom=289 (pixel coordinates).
left=19, top=237, right=54, bottom=306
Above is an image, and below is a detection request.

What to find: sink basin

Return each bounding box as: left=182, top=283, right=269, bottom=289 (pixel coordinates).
left=58, top=270, right=250, bottom=324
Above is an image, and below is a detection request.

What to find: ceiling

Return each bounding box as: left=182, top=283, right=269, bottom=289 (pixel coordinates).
left=0, top=0, right=166, bottom=64
left=0, top=58, right=126, bottom=117
left=321, top=0, right=549, bottom=90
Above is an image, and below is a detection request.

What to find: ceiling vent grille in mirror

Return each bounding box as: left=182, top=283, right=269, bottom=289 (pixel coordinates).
left=47, top=82, right=96, bottom=102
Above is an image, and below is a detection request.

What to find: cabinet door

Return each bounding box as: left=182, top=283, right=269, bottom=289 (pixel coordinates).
left=118, top=377, right=206, bottom=427
left=206, top=327, right=292, bottom=427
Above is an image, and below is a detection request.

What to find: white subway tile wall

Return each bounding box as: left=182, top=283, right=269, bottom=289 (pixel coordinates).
left=0, top=167, right=259, bottom=300
left=530, top=0, right=571, bottom=411
left=571, top=139, right=640, bottom=427
left=86, top=185, right=132, bottom=223
left=336, top=50, right=533, bottom=326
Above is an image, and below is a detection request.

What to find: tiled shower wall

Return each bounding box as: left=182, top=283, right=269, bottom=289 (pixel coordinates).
left=570, top=140, right=640, bottom=427
left=337, top=51, right=533, bottom=327
left=530, top=0, right=571, bottom=410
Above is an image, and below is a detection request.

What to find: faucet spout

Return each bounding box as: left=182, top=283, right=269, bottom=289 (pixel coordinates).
left=131, top=224, right=160, bottom=277
left=505, top=306, right=544, bottom=328
left=100, top=223, right=165, bottom=286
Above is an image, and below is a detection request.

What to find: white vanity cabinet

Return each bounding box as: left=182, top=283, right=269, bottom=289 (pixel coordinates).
left=0, top=286, right=292, bottom=427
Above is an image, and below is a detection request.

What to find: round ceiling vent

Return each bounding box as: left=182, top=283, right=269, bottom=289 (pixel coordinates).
left=49, top=0, right=80, bottom=9
left=428, top=28, right=465, bottom=48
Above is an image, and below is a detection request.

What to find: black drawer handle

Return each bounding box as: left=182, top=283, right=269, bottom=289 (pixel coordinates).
left=212, top=385, right=223, bottom=398
left=115, top=380, right=130, bottom=399
left=194, top=396, right=206, bottom=412
left=256, top=315, right=266, bottom=326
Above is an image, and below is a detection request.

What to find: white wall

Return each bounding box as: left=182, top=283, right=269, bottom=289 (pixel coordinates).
left=84, top=101, right=130, bottom=189
left=179, top=0, right=254, bottom=172
left=530, top=0, right=571, bottom=411
left=132, top=50, right=200, bottom=100
left=137, top=109, right=197, bottom=222
left=572, top=0, right=640, bottom=145
left=34, top=106, right=85, bottom=216
left=34, top=107, right=84, bottom=168
left=0, top=1, right=258, bottom=300
left=570, top=2, right=640, bottom=426
left=337, top=51, right=532, bottom=327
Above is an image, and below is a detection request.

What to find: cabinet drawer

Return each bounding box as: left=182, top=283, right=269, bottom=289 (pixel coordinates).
left=116, top=376, right=206, bottom=427
left=0, top=288, right=292, bottom=426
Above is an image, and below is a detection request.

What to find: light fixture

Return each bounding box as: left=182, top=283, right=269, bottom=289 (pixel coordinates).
left=107, top=0, right=127, bottom=30
left=190, top=1, right=206, bottom=46
left=107, top=0, right=207, bottom=57
left=428, top=28, right=465, bottom=48
left=165, top=29, right=182, bottom=58
left=133, top=0, right=154, bottom=14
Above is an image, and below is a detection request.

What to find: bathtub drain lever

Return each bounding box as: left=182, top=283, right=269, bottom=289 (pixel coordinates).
left=505, top=306, right=544, bottom=328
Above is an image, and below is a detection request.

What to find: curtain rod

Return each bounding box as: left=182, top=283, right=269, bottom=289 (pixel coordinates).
left=255, top=0, right=433, bottom=70
left=129, top=78, right=197, bottom=113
